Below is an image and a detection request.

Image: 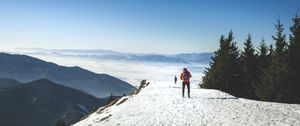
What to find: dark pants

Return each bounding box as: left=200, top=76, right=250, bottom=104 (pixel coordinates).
left=182, top=82, right=190, bottom=97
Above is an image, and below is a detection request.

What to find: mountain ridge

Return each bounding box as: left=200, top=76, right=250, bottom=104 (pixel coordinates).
left=0, top=53, right=136, bottom=98
left=12, top=48, right=213, bottom=64
left=0, top=78, right=22, bottom=88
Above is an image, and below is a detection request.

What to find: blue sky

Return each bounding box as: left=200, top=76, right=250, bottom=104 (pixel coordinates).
left=0, top=0, right=299, bottom=53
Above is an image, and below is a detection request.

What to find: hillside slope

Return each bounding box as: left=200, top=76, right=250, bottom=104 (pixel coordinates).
left=73, top=81, right=300, bottom=126
left=0, top=79, right=109, bottom=126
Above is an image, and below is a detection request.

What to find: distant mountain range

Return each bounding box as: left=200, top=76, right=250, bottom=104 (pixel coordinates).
left=0, top=53, right=136, bottom=98
left=175, top=53, right=213, bottom=63
left=15, top=48, right=213, bottom=64
left=0, top=79, right=112, bottom=126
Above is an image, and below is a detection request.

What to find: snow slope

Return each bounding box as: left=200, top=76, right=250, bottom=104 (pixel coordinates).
left=73, top=81, right=300, bottom=126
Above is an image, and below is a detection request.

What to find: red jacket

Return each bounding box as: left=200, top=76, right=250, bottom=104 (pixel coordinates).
left=180, top=70, right=192, bottom=83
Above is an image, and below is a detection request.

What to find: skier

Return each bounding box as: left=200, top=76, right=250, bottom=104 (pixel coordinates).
left=174, top=76, right=177, bottom=84
left=180, top=68, right=192, bottom=98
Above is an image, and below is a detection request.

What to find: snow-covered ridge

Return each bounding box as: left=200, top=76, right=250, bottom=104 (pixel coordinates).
left=73, top=81, right=300, bottom=126
left=74, top=80, right=151, bottom=125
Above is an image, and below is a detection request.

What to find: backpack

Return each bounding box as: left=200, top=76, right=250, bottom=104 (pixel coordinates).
left=183, top=71, right=189, bottom=80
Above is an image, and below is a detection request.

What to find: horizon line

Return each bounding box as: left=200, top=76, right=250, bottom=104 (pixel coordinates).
left=6, top=47, right=214, bottom=55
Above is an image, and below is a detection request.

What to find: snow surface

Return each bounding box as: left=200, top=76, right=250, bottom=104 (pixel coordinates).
left=73, top=81, right=300, bottom=126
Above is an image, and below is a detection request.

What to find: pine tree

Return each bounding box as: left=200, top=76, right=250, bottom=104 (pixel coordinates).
left=253, top=39, right=269, bottom=100
left=202, top=35, right=226, bottom=89
left=257, top=39, right=269, bottom=71
left=267, top=44, right=274, bottom=64
left=202, top=31, right=243, bottom=96
left=221, top=31, right=243, bottom=96
left=240, top=34, right=258, bottom=98
left=285, top=13, right=300, bottom=103
left=256, top=20, right=288, bottom=102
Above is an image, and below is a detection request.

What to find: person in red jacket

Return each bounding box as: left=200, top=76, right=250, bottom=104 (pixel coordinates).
left=180, top=68, right=192, bottom=98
